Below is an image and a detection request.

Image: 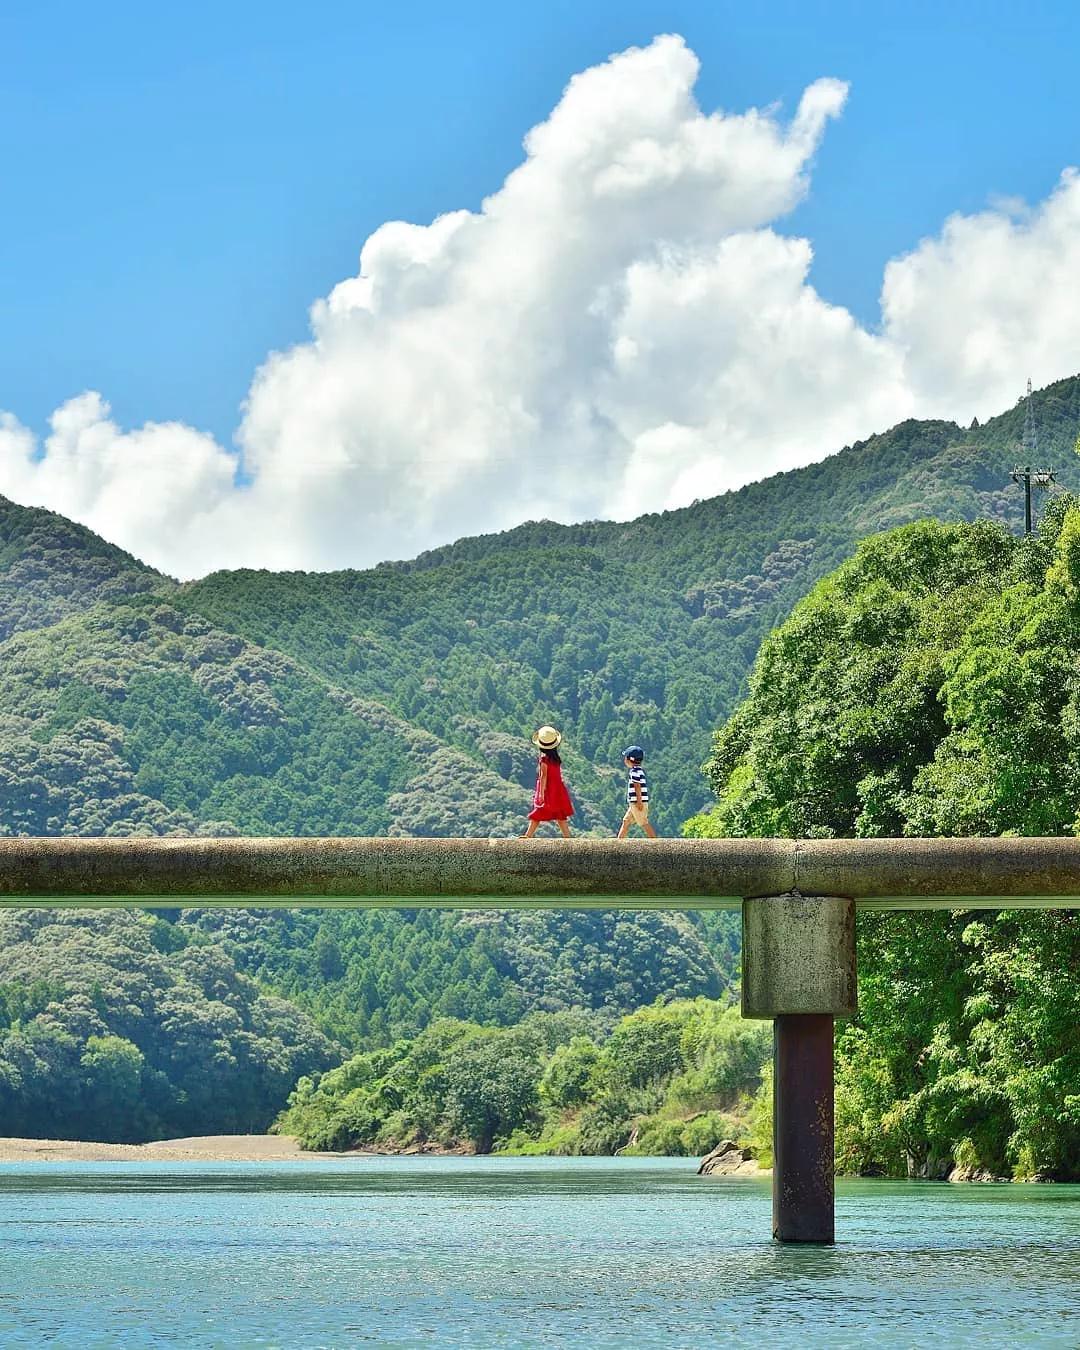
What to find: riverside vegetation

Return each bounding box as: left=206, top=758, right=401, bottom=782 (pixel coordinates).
left=275, top=999, right=770, bottom=1157
left=689, top=498, right=1080, bottom=1180
left=1, top=376, right=1078, bottom=1170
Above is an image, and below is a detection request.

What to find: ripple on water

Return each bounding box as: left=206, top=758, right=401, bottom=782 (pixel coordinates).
left=0, top=1158, right=1077, bottom=1348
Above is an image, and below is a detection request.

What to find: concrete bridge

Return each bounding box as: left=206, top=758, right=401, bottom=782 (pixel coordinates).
left=3, top=835, right=1079, bottom=1245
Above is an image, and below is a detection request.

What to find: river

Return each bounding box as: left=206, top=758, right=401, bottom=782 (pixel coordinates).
left=1, top=1157, right=1078, bottom=1347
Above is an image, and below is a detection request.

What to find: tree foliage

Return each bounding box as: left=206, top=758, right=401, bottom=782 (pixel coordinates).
left=276, top=998, right=771, bottom=1156
left=0, top=910, right=338, bottom=1141
left=694, top=500, right=1080, bottom=1178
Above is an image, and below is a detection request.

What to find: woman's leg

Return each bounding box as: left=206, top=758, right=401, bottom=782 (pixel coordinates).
left=522, top=820, right=539, bottom=838
left=556, top=819, right=572, bottom=838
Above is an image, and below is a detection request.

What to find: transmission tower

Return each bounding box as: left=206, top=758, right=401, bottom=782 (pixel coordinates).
left=1011, top=378, right=1056, bottom=535
left=1023, top=376, right=1038, bottom=460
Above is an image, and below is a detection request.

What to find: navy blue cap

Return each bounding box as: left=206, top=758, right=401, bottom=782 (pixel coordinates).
left=622, top=745, right=644, bottom=762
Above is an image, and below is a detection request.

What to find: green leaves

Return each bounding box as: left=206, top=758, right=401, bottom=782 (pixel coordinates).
left=277, top=998, right=771, bottom=1157
left=698, top=519, right=1015, bottom=840
left=0, top=910, right=339, bottom=1142
left=443, top=1034, right=541, bottom=1153
left=699, top=501, right=1080, bottom=1179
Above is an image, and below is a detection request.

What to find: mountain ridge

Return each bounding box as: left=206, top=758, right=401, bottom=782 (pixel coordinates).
left=3, top=374, right=1078, bottom=838
left=1, top=376, right=1078, bottom=1139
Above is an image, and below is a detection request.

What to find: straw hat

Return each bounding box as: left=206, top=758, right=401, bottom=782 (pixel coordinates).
left=532, top=725, right=563, bottom=749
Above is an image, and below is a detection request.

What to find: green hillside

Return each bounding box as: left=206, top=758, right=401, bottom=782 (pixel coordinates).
left=1, top=375, right=1077, bottom=1142
left=274, top=999, right=771, bottom=1159
left=0, top=908, right=339, bottom=1141
left=0, top=496, right=171, bottom=642
left=180, top=376, right=1080, bottom=834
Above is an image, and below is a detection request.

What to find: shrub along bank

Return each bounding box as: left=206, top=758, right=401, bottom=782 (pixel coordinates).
left=275, top=998, right=771, bottom=1157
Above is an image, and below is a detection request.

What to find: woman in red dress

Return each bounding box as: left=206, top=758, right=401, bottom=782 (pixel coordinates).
left=522, top=725, right=574, bottom=838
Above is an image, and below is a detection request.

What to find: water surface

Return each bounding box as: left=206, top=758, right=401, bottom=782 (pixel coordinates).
left=1, top=1157, right=1078, bottom=1347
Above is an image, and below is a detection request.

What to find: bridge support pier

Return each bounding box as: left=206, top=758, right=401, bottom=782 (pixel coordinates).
left=742, top=893, right=857, bottom=1245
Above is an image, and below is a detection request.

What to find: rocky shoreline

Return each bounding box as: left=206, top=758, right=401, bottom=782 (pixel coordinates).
left=694, top=1140, right=1051, bottom=1184
left=697, top=1140, right=768, bottom=1177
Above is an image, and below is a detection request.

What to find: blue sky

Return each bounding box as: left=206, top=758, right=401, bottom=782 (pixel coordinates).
left=4, top=0, right=1076, bottom=445
left=1, top=3, right=1079, bottom=576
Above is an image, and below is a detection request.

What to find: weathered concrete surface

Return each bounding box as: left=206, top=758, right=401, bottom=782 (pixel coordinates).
left=796, top=836, right=1080, bottom=905
left=0, top=837, right=790, bottom=908
left=1, top=836, right=1080, bottom=909
left=741, top=894, right=857, bottom=1018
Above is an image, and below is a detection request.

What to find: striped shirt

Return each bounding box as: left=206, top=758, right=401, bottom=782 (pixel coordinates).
left=626, top=766, right=649, bottom=804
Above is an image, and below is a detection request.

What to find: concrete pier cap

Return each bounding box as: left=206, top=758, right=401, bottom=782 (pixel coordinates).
left=741, top=894, right=857, bottom=1019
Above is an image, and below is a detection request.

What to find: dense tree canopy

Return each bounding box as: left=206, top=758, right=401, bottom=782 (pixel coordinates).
left=0, top=910, right=338, bottom=1141
left=1, top=377, right=1078, bottom=1147
left=181, top=907, right=727, bottom=1047
left=276, top=999, right=771, bottom=1157
left=691, top=501, right=1080, bottom=1179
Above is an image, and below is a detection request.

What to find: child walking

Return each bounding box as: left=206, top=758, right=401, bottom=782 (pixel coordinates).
left=522, top=726, right=574, bottom=838
left=618, top=745, right=658, bottom=838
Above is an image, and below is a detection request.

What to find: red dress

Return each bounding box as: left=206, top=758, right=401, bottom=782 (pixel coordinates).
left=528, top=752, right=574, bottom=822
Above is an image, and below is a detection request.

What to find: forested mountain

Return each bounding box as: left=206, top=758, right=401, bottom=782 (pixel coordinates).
left=1, top=375, right=1077, bottom=1142
left=0, top=496, right=171, bottom=642
left=184, top=906, right=729, bottom=1047
left=180, top=375, right=1080, bottom=833
left=0, top=909, right=339, bottom=1140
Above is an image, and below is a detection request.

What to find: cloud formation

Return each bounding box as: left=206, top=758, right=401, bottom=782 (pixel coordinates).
left=2, top=35, right=1079, bottom=577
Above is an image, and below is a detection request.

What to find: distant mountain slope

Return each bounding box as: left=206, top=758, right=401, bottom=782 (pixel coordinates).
left=0, top=597, right=550, bottom=838
left=393, top=375, right=1080, bottom=587
left=1, top=376, right=1077, bottom=1141
left=0, top=494, right=169, bottom=641
left=180, top=375, right=1080, bottom=833
left=179, top=546, right=733, bottom=829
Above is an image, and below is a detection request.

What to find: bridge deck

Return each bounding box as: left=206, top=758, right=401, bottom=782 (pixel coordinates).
left=2, top=836, right=1080, bottom=909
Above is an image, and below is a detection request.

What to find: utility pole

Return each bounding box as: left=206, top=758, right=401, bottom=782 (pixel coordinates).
left=1011, top=378, right=1056, bottom=535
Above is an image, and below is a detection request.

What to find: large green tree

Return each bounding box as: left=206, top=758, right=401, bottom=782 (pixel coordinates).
left=691, top=501, right=1080, bottom=1178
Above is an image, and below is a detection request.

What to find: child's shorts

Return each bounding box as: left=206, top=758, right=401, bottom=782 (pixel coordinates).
left=622, top=803, right=650, bottom=828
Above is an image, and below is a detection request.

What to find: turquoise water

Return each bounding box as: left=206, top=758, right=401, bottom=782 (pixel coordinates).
left=1, top=1157, right=1078, bottom=1348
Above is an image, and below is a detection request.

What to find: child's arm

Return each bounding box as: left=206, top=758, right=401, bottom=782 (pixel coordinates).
left=538, top=761, right=548, bottom=803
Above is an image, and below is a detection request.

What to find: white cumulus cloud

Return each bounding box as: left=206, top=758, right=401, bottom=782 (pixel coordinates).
left=0, top=393, right=237, bottom=570
left=881, top=168, right=1080, bottom=414
left=1, top=35, right=1078, bottom=578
